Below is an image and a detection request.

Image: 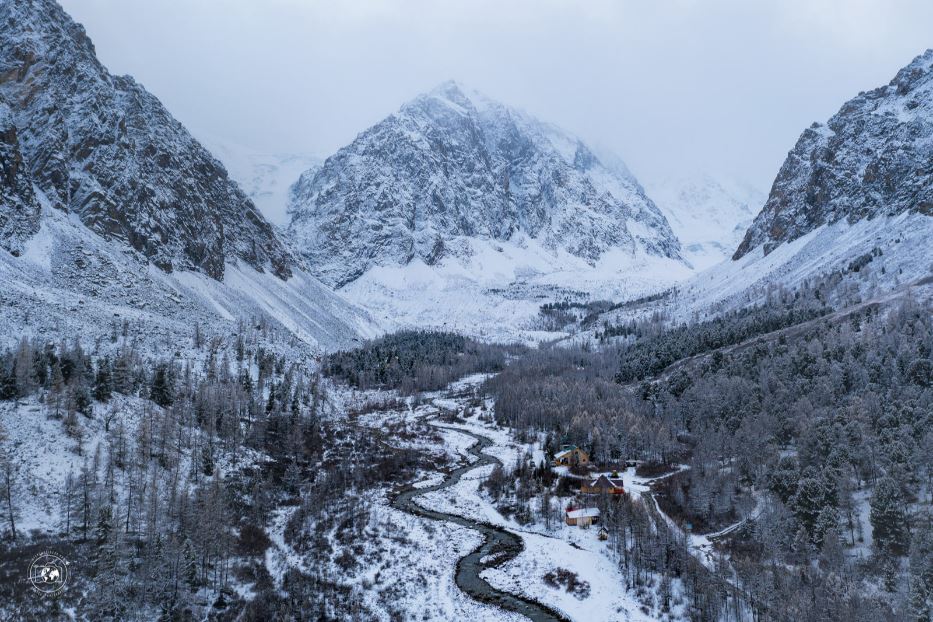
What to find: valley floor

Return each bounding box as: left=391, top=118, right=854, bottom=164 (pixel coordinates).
left=347, top=374, right=689, bottom=622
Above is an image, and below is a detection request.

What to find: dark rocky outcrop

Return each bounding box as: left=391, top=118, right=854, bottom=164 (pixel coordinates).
left=0, top=99, right=40, bottom=255
left=735, top=50, right=933, bottom=260
left=0, top=0, right=293, bottom=279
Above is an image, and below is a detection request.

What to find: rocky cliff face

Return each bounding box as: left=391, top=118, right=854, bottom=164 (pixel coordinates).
left=288, top=81, right=682, bottom=287
left=0, top=0, right=293, bottom=279
left=734, top=49, right=933, bottom=260
left=0, top=99, right=40, bottom=255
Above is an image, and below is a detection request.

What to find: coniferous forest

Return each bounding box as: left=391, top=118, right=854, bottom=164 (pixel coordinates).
left=2, top=2, right=933, bottom=620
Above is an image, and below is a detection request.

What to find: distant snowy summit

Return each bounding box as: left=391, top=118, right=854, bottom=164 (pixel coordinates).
left=735, top=49, right=933, bottom=260
left=646, top=174, right=764, bottom=270
left=287, top=80, right=684, bottom=287
left=203, top=138, right=321, bottom=227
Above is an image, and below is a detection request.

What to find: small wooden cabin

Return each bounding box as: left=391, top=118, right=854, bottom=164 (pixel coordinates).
left=565, top=507, right=600, bottom=527
left=552, top=445, right=590, bottom=467
left=580, top=475, right=625, bottom=495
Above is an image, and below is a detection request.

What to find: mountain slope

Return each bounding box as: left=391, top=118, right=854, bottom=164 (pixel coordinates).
left=0, top=0, right=292, bottom=280
left=585, top=51, right=933, bottom=337
left=0, top=0, right=379, bottom=352
left=0, top=99, right=40, bottom=255
left=0, top=197, right=378, bottom=353
left=734, top=49, right=933, bottom=260
left=288, top=81, right=683, bottom=288
left=646, top=174, right=764, bottom=270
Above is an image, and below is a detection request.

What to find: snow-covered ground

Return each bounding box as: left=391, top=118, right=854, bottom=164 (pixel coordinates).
left=348, top=374, right=685, bottom=621
left=0, top=200, right=378, bottom=353
left=586, top=212, right=933, bottom=338
left=341, top=234, right=694, bottom=345
left=676, top=212, right=933, bottom=317
left=428, top=413, right=684, bottom=621
left=0, top=392, right=258, bottom=538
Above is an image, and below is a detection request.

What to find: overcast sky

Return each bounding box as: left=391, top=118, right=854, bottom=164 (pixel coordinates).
left=61, top=0, right=933, bottom=193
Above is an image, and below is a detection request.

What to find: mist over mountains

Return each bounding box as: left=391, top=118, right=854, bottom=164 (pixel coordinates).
left=0, top=2, right=931, bottom=622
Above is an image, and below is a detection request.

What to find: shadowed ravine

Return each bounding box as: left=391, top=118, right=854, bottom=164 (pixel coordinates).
left=392, top=424, right=571, bottom=622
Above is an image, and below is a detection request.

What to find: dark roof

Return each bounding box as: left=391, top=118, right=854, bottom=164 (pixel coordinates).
left=587, top=475, right=625, bottom=489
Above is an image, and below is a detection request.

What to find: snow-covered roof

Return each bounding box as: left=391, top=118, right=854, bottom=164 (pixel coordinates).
left=567, top=508, right=600, bottom=519
left=555, top=446, right=583, bottom=459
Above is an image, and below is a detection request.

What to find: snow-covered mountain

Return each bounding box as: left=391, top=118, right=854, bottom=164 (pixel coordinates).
left=591, top=51, right=933, bottom=333
left=204, top=138, right=321, bottom=226
left=286, top=81, right=690, bottom=340
left=734, top=49, right=933, bottom=260
left=0, top=0, right=378, bottom=351
left=0, top=0, right=292, bottom=280
left=288, top=81, right=683, bottom=288
left=646, top=174, right=765, bottom=270
left=692, top=51, right=933, bottom=316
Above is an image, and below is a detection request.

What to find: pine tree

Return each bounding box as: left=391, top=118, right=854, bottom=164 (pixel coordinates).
left=94, top=357, right=113, bottom=402
left=150, top=364, right=174, bottom=407
left=49, top=358, right=64, bottom=395
left=814, top=507, right=840, bottom=547
left=0, top=445, right=18, bottom=541
left=235, top=333, right=245, bottom=362
left=182, top=537, right=198, bottom=592
left=791, top=525, right=812, bottom=565
left=95, top=504, right=113, bottom=545
left=819, top=526, right=845, bottom=572
left=909, top=576, right=931, bottom=622
left=72, top=383, right=93, bottom=417
left=791, top=477, right=826, bottom=540
left=0, top=362, right=15, bottom=400
left=871, top=477, right=910, bottom=554
left=92, top=526, right=126, bottom=619
left=200, top=442, right=215, bottom=477
left=112, top=354, right=131, bottom=395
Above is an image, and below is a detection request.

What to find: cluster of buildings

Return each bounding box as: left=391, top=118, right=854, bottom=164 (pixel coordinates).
left=552, top=445, right=626, bottom=539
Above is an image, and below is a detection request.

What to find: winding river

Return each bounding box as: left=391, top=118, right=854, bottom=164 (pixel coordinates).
left=391, top=424, right=570, bottom=622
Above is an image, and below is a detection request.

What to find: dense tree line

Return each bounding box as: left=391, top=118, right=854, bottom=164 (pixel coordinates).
left=609, top=296, right=831, bottom=383
left=323, top=330, right=518, bottom=394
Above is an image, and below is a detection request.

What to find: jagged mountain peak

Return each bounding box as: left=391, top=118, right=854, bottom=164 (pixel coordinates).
left=0, top=0, right=294, bottom=280
left=288, top=83, right=682, bottom=287
left=734, top=49, right=933, bottom=260
left=424, top=79, right=484, bottom=106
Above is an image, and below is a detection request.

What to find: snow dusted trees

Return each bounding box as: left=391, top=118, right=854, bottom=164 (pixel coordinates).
left=481, top=292, right=931, bottom=617
left=323, top=330, right=515, bottom=394
left=0, top=424, right=17, bottom=541
left=0, top=320, right=341, bottom=617
left=871, top=477, right=910, bottom=555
